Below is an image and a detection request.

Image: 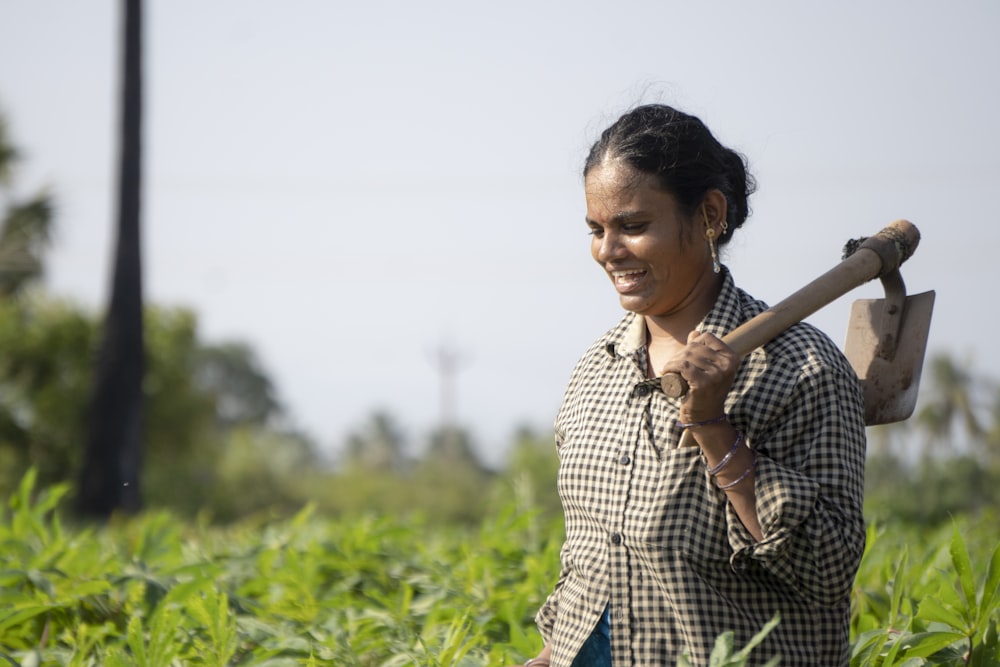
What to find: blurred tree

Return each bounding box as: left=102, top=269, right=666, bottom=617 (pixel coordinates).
left=499, top=425, right=560, bottom=520
left=344, top=410, right=408, bottom=473
left=985, top=389, right=1000, bottom=462
left=409, top=425, right=491, bottom=523
left=0, top=109, right=68, bottom=495
left=0, top=297, right=94, bottom=493
left=0, top=297, right=320, bottom=519
left=914, top=353, right=987, bottom=455
left=194, top=343, right=281, bottom=428
left=204, top=426, right=318, bottom=522
left=127, top=306, right=313, bottom=518
left=423, top=424, right=482, bottom=471
left=78, top=0, right=145, bottom=518
left=0, top=114, right=54, bottom=295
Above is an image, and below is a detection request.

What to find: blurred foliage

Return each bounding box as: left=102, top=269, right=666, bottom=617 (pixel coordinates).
left=0, top=112, right=54, bottom=297
left=0, top=296, right=93, bottom=491
left=864, top=353, right=1000, bottom=527
left=0, top=294, right=318, bottom=522
left=305, top=416, right=560, bottom=526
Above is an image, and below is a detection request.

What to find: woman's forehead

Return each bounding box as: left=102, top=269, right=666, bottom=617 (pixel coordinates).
left=587, top=160, right=673, bottom=200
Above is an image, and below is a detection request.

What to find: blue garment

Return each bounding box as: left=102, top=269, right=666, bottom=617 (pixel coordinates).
left=570, top=607, right=611, bottom=667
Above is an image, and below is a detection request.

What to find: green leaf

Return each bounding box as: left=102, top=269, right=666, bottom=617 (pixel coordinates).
left=917, top=596, right=969, bottom=632
left=895, top=630, right=967, bottom=659
left=146, top=601, right=183, bottom=667
left=0, top=605, right=53, bottom=634
left=851, top=629, right=888, bottom=667
left=969, top=618, right=999, bottom=667
left=125, top=614, right=148, bottom=667
left=707, top=630, right=735, bottom=666
left=888, top=548, right=909, bottom=627
left=734, top=612, right=781, bottom=659
left=979, top=542, right=1000, bottom=621
left=182, top=584, right=239, bottom=667
left=103, top=645, right=139, bottom=667
left=882, top=630, right=905, bottom=665
left=950, top=524, right=977, bottom=616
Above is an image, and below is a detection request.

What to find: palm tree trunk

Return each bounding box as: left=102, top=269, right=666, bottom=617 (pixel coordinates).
left=77, top=0, right=144, bottom=518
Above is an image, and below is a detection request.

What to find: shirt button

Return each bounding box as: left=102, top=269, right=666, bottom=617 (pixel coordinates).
left=619, top=455, right=631, bottom=465
left=610, top=533, right=622, bottom=546
left=635, top=384, right=651, bottom=397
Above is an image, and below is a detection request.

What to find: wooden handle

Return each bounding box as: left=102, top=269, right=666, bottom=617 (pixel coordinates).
left=660, top=219, right=921, bottom=398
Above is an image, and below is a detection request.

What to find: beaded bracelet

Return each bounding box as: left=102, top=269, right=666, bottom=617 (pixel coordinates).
left=717, top=452, right=757, bottom=491
left=706, top=431, right=743, bottom=476
left=524, top=659, right=551, bottom=667
left=678, top=413, right=728, bottom=429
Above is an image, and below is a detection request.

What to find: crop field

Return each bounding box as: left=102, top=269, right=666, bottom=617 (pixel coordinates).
left=1, top=470, right=998, bottom=666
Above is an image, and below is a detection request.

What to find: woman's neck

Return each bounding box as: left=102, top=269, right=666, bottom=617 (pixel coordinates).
left=641, top=273, right=722, bottom=378
left=643, top=272, right=723, bottom=345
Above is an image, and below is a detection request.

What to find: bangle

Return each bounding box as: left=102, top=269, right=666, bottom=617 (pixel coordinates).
left=524, top=660, right=550, bottom=667
left=706, top=431, right=743, bottom=476
left=716, top=452, right=757, bottom=490
left=678, top=413, right=727, bottom=429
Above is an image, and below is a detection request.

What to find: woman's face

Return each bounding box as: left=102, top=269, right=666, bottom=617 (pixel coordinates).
left=585, top=160, right=716, bottom=319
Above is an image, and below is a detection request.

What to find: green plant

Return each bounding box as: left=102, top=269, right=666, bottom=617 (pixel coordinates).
left=852, top=522, right=1000, bottom=666
left=677, top=613, right=781, bottom=667
left=2, top=469, right=998, bottom=666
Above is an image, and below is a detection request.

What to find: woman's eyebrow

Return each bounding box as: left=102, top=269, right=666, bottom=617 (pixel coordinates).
left=611, top=209, right=650, bottom=223
left=585, top=209, right=651, bottom=225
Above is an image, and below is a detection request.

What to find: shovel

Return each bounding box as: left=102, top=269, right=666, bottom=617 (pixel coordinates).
left=661, top=219, right=935, bottom=426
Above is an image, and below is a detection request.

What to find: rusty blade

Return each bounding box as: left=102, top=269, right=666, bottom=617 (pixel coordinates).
left=844, top=290, right=936, bottom=425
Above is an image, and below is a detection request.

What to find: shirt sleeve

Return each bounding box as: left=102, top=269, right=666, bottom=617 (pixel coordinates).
left=727, top=360, right=867, bottom=607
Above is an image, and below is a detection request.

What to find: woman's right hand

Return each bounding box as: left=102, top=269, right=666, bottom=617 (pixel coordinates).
left=662, top=330, right=739, bottom=425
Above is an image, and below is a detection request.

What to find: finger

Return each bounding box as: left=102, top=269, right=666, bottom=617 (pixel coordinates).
left=679, top=357, right=716, bottom=384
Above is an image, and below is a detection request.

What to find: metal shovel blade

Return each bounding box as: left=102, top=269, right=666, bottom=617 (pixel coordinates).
left=844, top=290, right=936, bottom=425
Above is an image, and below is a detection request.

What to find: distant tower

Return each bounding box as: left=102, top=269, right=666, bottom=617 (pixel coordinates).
left=428, top=343, right=469, bottom=431
left=427, top=342, right=471, bottom=461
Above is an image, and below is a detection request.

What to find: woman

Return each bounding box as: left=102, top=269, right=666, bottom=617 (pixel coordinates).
left=517, top=105, right=867, bottom=666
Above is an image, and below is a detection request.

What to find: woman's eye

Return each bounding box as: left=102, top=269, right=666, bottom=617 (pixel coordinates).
left=622, top=223, right=646, bottom=234
left=587, top=228, right=603, bottom=237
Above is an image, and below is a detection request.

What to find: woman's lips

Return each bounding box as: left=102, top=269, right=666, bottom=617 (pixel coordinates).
left=611, top=269, right=647, bottom=293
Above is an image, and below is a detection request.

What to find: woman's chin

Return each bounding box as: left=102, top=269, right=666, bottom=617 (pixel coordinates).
left=618, top=294, right=653, bottom=315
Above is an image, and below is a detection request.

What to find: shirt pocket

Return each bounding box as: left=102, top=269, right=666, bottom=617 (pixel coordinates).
left=630, top=444, right=733, bottom=563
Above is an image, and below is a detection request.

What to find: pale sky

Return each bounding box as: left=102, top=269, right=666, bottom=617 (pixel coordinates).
left=1, top=1, right=998, bottom=465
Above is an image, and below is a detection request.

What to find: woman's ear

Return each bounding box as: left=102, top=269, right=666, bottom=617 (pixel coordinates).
left=700, top=189, right=729, bottom=236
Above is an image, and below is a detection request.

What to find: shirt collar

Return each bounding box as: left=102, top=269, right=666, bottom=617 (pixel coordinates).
left=605, top=267, right=744, bottom=359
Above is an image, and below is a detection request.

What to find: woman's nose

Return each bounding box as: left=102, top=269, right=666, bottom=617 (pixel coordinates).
left=594, top=231, right=626, bottom=262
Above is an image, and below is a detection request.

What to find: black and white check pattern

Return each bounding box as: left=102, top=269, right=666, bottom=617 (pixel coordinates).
left=535, top=270, right=867, bottom=666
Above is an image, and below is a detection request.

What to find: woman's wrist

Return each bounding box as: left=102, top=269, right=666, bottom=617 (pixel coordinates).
left=678, top=412, right=728, bottom=429
left=715, top=451, right=757, bottom=490
left=706, top=431, right=743, bottom=475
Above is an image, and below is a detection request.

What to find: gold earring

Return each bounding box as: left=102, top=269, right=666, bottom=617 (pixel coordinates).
left=702, top=207, right=721, bottom=274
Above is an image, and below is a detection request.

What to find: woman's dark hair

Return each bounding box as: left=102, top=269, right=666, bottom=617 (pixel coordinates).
left=583, top=104, right=756, bottom=245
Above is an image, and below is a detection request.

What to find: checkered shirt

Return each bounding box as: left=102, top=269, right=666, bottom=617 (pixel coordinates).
left=535, top=270, right=867, bottom=666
